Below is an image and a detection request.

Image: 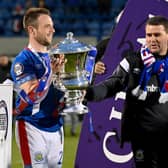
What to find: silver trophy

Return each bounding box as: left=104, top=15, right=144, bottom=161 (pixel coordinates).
left=49, top=32, right=94, bottom=114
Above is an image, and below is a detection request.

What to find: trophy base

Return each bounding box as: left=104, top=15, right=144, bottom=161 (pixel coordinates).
left=60, top=103, right=88, bottom=115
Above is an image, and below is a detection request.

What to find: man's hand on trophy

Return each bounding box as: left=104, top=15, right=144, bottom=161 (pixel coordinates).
left=51, top=54, right=66, bottom=73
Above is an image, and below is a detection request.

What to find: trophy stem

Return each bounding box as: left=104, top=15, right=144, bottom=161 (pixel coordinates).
left=60, top=90, right=88, bottom=115
left=62, top=103, right=88, bottom=114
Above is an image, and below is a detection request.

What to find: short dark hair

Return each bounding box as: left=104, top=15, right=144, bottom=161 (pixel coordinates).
left=23, top=7, right=50, bottom=32
left=146, top=15, right=168, bottom=33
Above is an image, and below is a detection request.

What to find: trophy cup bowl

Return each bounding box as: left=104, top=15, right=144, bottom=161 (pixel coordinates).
left=49, top=32, right=93, bottom=114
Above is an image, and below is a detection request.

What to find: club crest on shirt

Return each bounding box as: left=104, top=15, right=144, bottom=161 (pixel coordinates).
left=34, top=152, right=44, bottom=162
left=135, top=149, right=144, bottom=162
left=14, top=63, right=24, bottom=76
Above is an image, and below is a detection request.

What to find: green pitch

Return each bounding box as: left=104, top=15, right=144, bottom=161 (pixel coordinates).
left=12, top=123, right=82, bottom=168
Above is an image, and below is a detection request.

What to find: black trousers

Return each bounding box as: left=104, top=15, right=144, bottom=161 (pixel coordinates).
left=131, top=130, right=168, bottom=168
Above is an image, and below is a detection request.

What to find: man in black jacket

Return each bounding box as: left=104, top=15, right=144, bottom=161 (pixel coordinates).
left=85, top=15, right=168, bottom=168
left=0, top=55, right=11, bottom=83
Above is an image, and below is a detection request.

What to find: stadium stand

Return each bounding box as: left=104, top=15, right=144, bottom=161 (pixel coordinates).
left=0, top=0, right=127, bottom=41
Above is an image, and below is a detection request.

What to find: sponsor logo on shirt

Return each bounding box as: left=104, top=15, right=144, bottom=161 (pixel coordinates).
left=146, top=84, right=159, bottom=92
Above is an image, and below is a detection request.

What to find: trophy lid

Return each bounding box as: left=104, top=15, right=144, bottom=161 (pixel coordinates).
left=49, top=32, right=92, bottom=54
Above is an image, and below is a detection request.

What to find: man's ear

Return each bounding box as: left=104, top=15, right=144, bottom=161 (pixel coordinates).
left=167, top=34, right=168, bottom=46
left=27, top=26, right=35, bottom=35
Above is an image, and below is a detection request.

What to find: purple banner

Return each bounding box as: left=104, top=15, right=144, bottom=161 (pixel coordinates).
left=75, top=0, right=168, bottom=167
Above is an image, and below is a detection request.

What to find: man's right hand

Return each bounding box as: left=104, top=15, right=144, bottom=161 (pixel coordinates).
left=94, top=61, right=106, bottom=74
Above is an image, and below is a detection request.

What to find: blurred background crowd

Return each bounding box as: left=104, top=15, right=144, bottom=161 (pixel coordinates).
left=0, top=0, right=127, bottom=41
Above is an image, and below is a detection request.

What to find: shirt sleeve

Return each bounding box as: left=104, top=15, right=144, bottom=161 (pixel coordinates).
left=10, top=52, right=36, bottom=85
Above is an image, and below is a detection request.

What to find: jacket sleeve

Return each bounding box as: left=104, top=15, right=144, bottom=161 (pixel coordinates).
left=85, top=61, right=129, bottom=101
